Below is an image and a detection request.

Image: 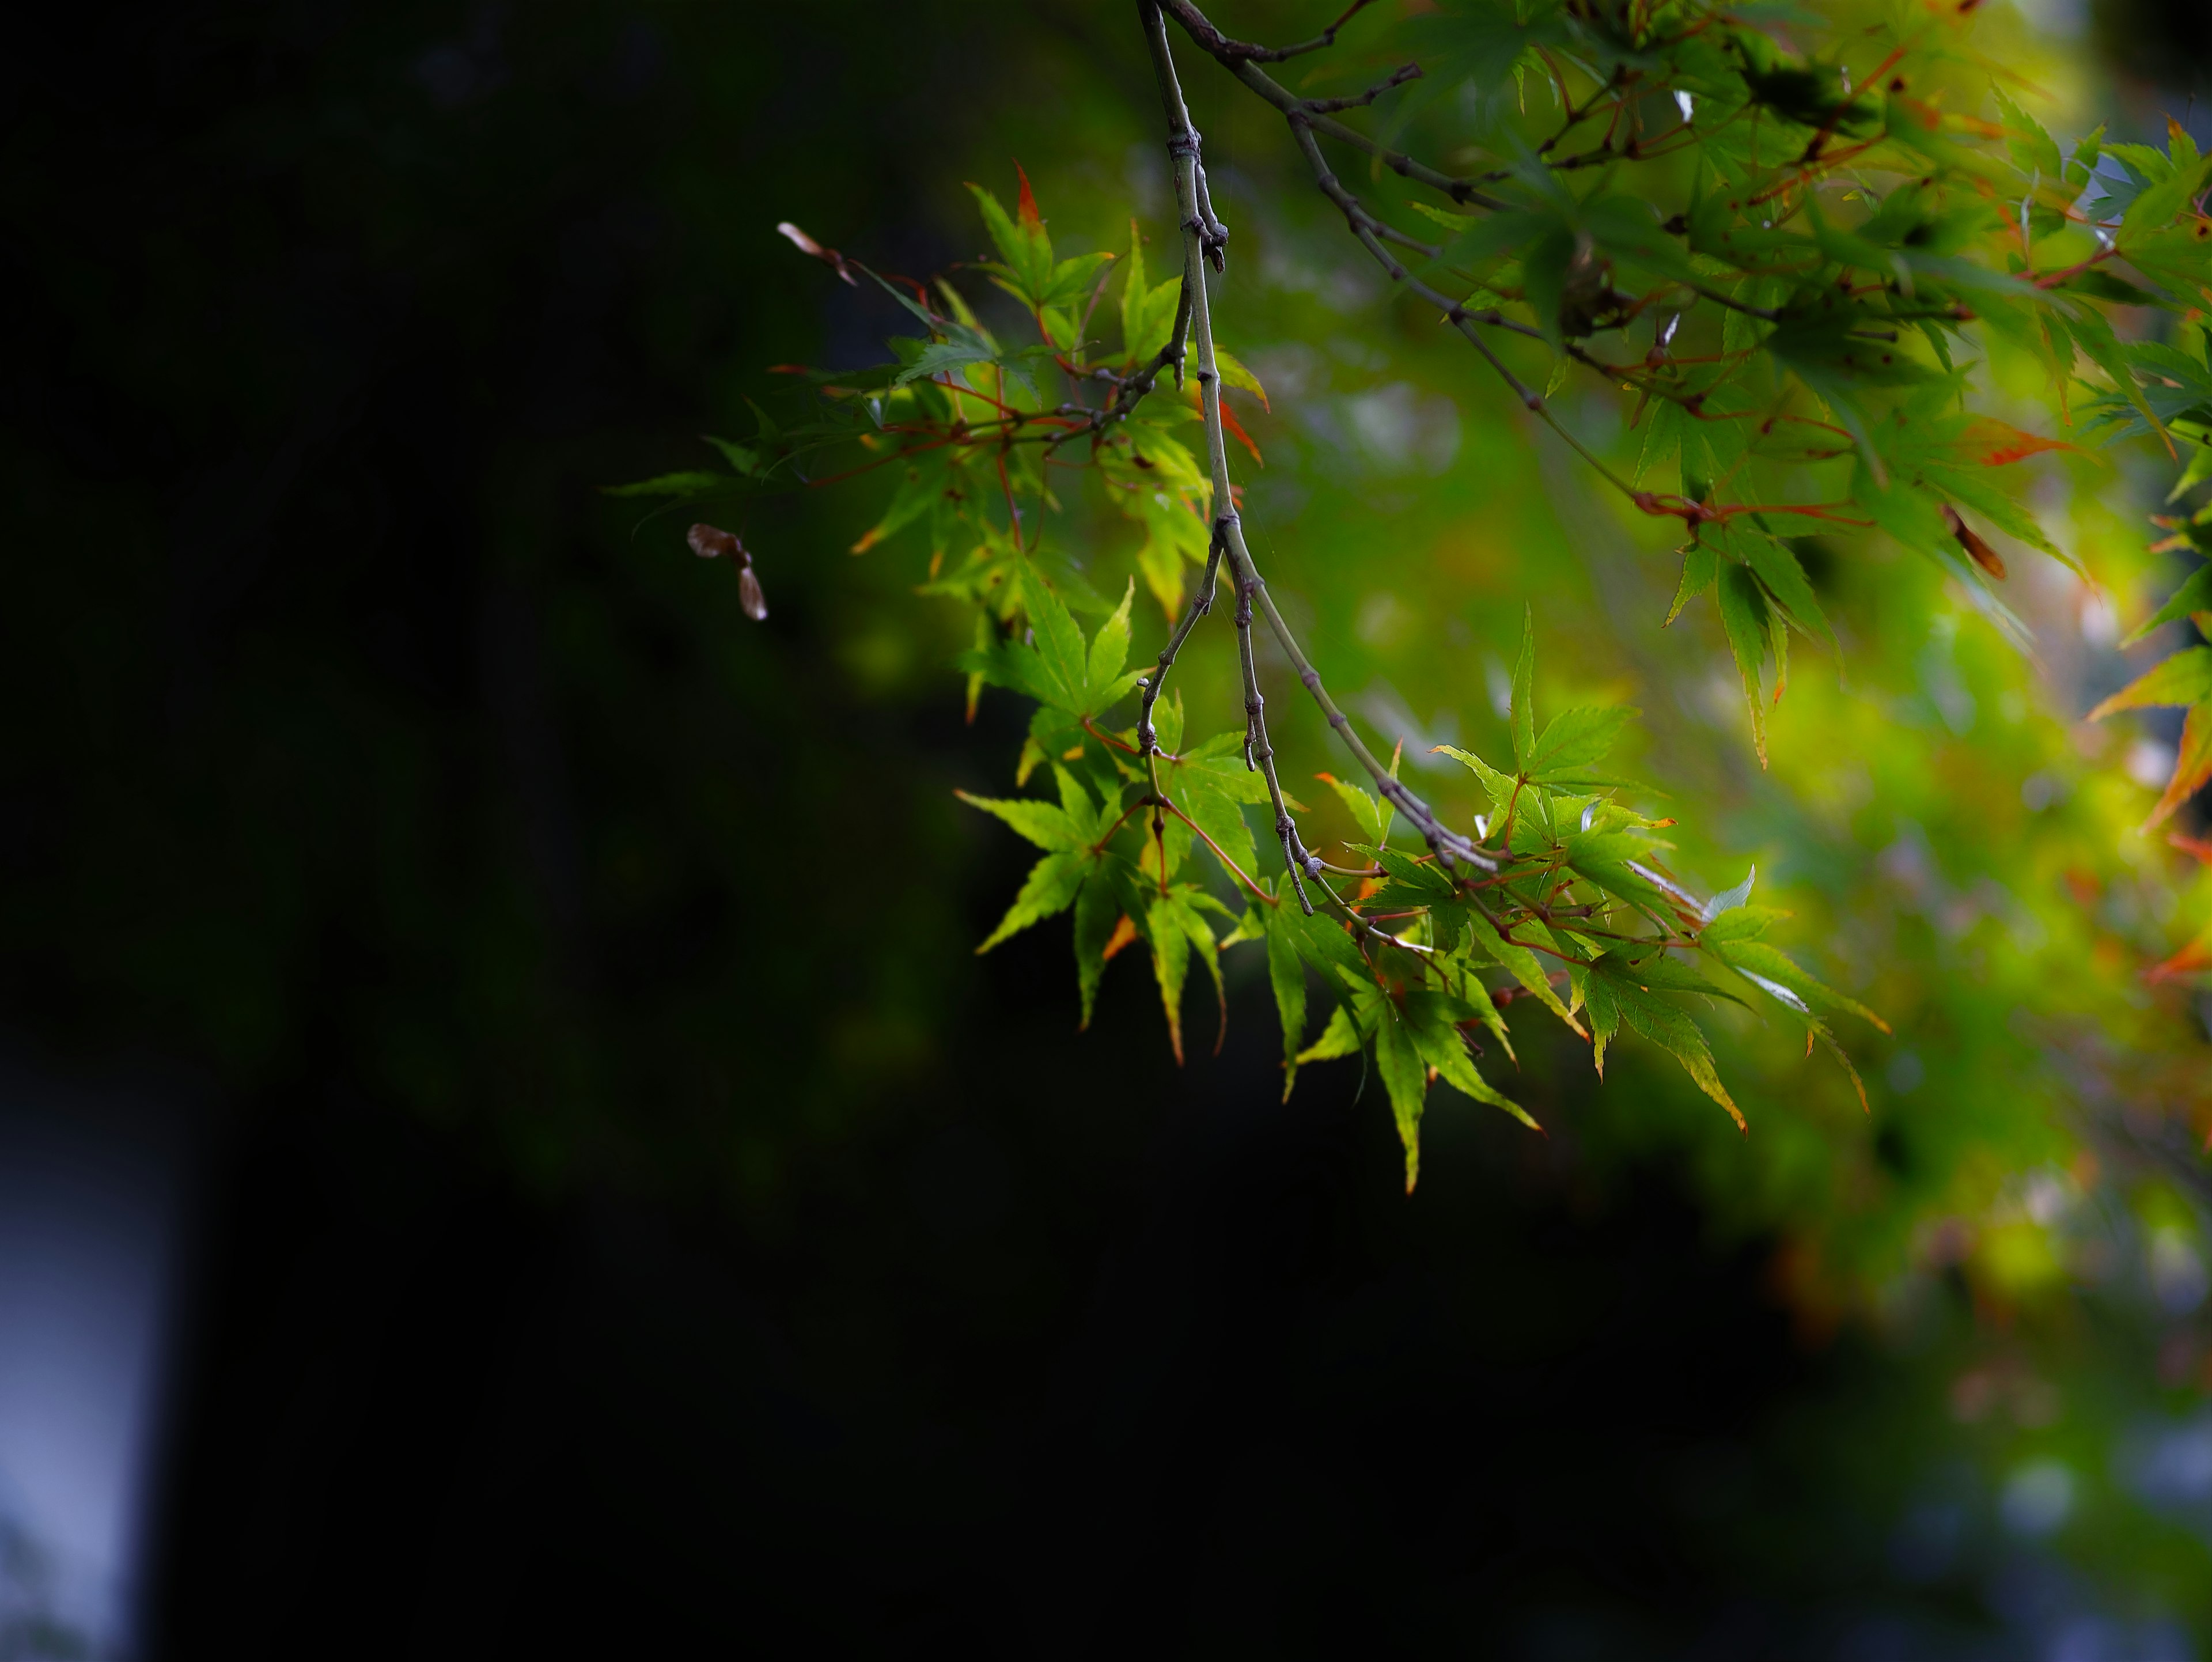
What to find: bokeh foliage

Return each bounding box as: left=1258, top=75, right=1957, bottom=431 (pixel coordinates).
left=7, top=0, right=2212, bottom=1649
left=633, top=0, right=2212, bottom=1637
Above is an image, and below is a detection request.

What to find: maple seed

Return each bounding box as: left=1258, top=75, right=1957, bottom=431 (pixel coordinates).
left=774, top=221, right=859, bottom=287
left=690, top=523, right=770, bottom=620
left=689, top=523, right=738, bottom=560
left=1941, top=505, right=2006, bottom=580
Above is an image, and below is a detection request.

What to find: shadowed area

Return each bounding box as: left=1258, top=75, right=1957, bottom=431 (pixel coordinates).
left=5, top=2, right=2212, bottom=1658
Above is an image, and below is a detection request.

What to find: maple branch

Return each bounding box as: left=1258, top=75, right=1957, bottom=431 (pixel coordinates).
left=1313, top=858, right=1384, bottom=878
left=1274, top=107, right=1858, bottom=533
left=1135, top=525, right=1225, bottom=755
left=1157, top=0, right=1508, bottom=210
left=1183, top=0, right=1381, bottom=65
left=1226, top=538, right=1309, bottom=907
left=1310, top=871, right=1448, bottom=968
left=1043, top=324, right=1192, bottom=457
left=1143, top=1, right=1502, bottom=896
left=1142, top=0, right=1314, bottom=911
left=1154, top=0, right=1851, bottom=537
left=1281, top=113, right=1544, bottom=411
left=1301, top=62, right=1421, bottom=116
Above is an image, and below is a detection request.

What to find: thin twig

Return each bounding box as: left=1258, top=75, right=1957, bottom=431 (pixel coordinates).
left=1187, top=0, right=1381, bottom=64
left=1157, top=0, right=1509, bottom=210
left=1143, top=0, right=1313, bottom=911
left=1154, top=0, right=1855, bottom=535
left=1302, top=62, right=1421, bottom=115
left=1225, top=538, right=1310, bottom=908
left=1135, top=524, right=1225, bottom=755
left=1143, top=0, right=1500, bottom=896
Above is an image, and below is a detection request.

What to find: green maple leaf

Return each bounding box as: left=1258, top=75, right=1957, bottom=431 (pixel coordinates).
left=959, top=571, right=1146, bottom=723
left=957, top=766, right=1109, bottom=952
left=1584, top=947, right=1745, bottom=1131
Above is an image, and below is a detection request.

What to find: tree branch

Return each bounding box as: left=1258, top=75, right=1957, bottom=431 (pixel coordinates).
left=1192, top=0, right=1382, bottom=63
left=1153, top=0, right=1803, bottom=531
left=1301, top=62, right=1421, bottom=116
left=1135, top=525, right=1224, bottom=755
left=1139, top=0, right=1500, bottom=895
left=1156, top=0, right=1509, bottom=211
left=1142, top=0, right=1313, bottom=910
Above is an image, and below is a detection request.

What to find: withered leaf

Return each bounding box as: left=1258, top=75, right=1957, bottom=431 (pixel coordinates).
left=1941, top=505, right=2006, bottom=580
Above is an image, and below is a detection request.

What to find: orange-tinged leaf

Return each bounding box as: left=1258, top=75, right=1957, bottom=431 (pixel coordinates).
left=1014, top=160, right=1043, bottom=230
left=1956, top=417, right=2071, bottom=468
left=2171, top=831, right=2212, bottom=865
left=2088, top=648, right=2212, bottom=720
left=1214, top=349, right=1271, bottom=412
left=1101, top=913, right=1138, bottom=962
left=2145, top=703, right=2212, bottom=829
left=2147, top=927, right=2212, bottom=983
left=1217, top=393, right=1264, bottom=465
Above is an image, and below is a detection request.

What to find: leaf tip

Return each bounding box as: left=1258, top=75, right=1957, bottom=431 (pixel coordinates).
left=1014, top=160, right=1043, bottom=229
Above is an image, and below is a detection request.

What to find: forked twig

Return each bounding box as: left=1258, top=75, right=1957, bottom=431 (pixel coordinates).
left=1140, top=1, right=1499, bottom=905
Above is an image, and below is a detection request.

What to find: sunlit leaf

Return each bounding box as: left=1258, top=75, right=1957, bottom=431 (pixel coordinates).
left=1528, top=705, right=1639, bottom=782
left=1585, top=952, right=1745, bottom=1131
left=2087, top=648, right=2212, bottom=719
left=1296, top=1004, right=1363, bottom=1067
left=2123, top=566, right=2212, bottom=646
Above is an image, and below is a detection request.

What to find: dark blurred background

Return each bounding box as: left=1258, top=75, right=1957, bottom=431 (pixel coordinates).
left=2, top=3, right=2207, bottom=1658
